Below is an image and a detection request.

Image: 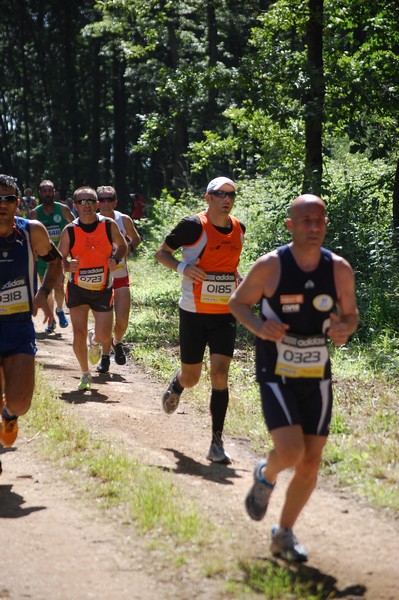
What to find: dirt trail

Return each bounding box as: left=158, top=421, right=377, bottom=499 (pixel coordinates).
left=1, top=314, right=398, bottom=599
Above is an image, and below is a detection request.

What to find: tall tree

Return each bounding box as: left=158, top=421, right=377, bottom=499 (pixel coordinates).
left=303, top=0, right=324, bottom=194
left=112, top=51, right=128, bottom=202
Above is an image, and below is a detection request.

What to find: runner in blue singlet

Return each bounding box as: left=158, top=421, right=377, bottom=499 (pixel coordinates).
left=0, top=173, right=62, bottom=449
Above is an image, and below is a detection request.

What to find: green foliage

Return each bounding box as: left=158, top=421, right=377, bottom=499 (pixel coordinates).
left=324, top=1, right=399, bottom=157
left=321, top=142, right=399, bottom=343
left=150, top=188, right=204, bottom=246
left=186, top=131, right=239, bottom=175
left=231, top=177, right=297, bottom=268
left=3, top=0, right=399, bottom=203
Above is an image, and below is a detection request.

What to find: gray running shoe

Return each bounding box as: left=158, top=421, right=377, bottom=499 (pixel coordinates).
left=88, top=330, right=101, bottom=365
left=207, top=434, right=231, bottom=465
left=270, top=526, right=308, bottom=562
left=245, top=459, right=275, bottom=521
left=162, top=370, right=182, bottom=414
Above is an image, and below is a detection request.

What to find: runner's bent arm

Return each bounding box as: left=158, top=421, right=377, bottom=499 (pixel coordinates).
left=108, top=221, right=128, bottom=270
left=328, top=255, right=359, bottom=345
left=122, top=215, right=141, bottom=252
left=61, top=204, right=75, bottom=223
left=229, top=253, right=289, bottom=342
left=155, top=241, right=206, bottom=282
left=29, top=221, right=63, bottom=318
left=28, top=206, right=38, bottom=220
left=58, top=225, right=75, bottom=272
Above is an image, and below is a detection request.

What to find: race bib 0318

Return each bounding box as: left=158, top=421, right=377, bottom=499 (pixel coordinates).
left=0, top=277, right=30, bottom=315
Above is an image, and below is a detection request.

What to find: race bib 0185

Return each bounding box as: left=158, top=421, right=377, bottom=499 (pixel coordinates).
left=200, top=272, right=236, bottom=305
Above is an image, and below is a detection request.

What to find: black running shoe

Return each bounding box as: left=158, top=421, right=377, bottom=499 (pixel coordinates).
left=96, top=355, right=110, bottom=373
left=112, top=341, right=126, bottom=365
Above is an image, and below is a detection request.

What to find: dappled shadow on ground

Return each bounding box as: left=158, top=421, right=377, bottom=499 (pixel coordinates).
left=0, top=446, right=16, bottom=456
left=41, top=363, right=72, bottom=372
left=161, top=447, right=245, bottom=485
left=35, top=331, right=63, bottom=342
left=60, top=386, right=118, bottom=405
left=238, top=557, right=366, bottom=599
left=0, top=447, right=16, bottom=481
left=93, top=373, right=127, bottom=383
left=0, top=484, right=46, bottom=518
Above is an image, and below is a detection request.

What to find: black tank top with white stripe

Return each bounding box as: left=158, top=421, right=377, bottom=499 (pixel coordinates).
left=256, top=244, right=337, bottom=382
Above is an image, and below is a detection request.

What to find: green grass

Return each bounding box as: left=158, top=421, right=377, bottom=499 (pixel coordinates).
left=236, top=560, right=338, bottom=599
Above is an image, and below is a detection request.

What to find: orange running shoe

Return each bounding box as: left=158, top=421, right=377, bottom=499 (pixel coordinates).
left=0, top=398, right=18, bottom=448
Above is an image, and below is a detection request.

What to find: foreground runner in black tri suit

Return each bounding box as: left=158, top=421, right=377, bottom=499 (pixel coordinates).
left=229, top=193, right=359, bottom=562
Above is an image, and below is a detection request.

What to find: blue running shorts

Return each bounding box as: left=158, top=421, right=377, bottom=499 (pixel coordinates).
left=0, top=319, right=37, bottom=357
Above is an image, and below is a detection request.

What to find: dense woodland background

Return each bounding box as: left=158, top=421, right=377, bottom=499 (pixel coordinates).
left=3, top=0, right=399, bottom=352
left=1, top=1, right=398, bottom=207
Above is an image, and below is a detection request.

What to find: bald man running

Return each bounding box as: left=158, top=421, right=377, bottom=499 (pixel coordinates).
left=229, top=194, right=358, bottom=562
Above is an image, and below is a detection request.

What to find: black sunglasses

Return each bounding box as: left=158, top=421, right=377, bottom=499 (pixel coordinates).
left=75, top=198, right=97, bottom=205
left=98, top=197, right=116, bottom=203
left=0, top=194, right=18, bottom=203
left=210, top=190, right=236, bottom=199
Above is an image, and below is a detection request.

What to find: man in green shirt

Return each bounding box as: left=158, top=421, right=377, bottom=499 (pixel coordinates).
left=30, top=180, right=74, bottom=332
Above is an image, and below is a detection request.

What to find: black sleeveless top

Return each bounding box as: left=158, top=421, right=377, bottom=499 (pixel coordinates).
left=256, top=244, right=337, bottom=382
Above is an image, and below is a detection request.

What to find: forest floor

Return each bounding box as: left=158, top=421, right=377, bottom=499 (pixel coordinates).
left=0, top=313, right=398, bottom=599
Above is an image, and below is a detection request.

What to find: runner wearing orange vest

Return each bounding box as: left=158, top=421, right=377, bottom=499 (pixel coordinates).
left=155, top=176, right=245, bottom=464
left=58, top=186, right=127, bottom=390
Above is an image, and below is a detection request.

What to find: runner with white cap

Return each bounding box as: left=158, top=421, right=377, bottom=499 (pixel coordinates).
left=155, top=176, right=245, bottom=463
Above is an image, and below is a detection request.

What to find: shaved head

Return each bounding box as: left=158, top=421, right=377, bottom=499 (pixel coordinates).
left=289, top=194, right=326, bottom=218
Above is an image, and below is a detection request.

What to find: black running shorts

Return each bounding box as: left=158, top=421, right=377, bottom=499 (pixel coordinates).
left=179, top=307, right=236, bottom=364
left=259, top=377, right=333, bottom=436
left=66, top=282, right=114, bottom=312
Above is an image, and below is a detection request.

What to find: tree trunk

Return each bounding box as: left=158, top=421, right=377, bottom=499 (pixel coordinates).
left=0, top=108, right=14, bottom=174
left=167, top=11, right=188, bottom=193
left=303, top=0, right=324, bottom=195
left=204, top=1, right=218, bottom=131
left=18, top=0, right=31, bottom=186
left=90, top=41, right=101, bottom=188
left=113, top=53, right=128, bottom=208
left=62, top=2, right=80, bottom=191
left=392, top=158, right=399, bottom=246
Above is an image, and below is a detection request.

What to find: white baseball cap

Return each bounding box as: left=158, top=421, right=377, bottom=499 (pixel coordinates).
left=206, top=176, right=237, bottom=193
